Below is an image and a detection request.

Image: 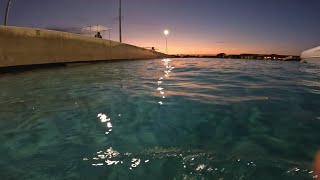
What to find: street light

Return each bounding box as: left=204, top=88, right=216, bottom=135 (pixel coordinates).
left=119, top=0, right=122, bottom=42
left=4, top=0, right=13, bottom=26
left=164, top=29, right=169, bottom=54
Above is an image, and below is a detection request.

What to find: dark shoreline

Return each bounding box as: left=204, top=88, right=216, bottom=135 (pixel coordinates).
left=171, top=53, right=301, bottom=61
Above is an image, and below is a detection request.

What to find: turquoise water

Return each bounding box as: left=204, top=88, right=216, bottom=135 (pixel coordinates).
left=0, top=58, right=320, bottom=179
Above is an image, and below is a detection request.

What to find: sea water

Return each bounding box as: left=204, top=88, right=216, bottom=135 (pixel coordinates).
left=0, top=58, right=319, bottom=179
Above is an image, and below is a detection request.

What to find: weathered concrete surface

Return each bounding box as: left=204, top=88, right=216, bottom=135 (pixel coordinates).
left=0, top=26, right=166, bottom=67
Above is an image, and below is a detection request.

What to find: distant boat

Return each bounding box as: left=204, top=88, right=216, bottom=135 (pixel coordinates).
left=301, top=46, right=320, bottom=64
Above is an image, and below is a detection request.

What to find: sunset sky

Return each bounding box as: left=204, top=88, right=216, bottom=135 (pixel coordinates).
left=1, top=0, right=320, bottom=55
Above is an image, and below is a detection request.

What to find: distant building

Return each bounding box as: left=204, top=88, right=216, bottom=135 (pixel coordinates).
left=270, top=54, right=278, bottom=60
left=256, top=54, right=265, bottom=60
left=277, top=55, right=287, bottom=60
left=228, top=55, right=241, bottom=59
left=240, top=54, right=281, bottom=60
left=240, top=54, right=260, bottom=60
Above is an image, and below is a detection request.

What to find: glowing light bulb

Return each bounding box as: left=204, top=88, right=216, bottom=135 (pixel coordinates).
left=164, top=30, right=169, bottom=36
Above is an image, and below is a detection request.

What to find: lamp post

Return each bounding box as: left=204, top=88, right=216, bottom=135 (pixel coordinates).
left=4, top=0, right=13, bottom=26
left=119, top=0, right=122, bottom=42
left=164, top=29, right=169, bottom=54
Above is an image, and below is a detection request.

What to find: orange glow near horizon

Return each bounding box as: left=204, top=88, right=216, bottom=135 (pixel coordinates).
left=124, top=32, right=301, bottom=56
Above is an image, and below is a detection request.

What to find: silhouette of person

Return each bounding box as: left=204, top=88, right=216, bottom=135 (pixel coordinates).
left=95, top=32, right=102, bottom=38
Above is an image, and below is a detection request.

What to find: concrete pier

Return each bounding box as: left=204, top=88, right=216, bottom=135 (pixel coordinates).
left=0, top=26, right=166, bottom=68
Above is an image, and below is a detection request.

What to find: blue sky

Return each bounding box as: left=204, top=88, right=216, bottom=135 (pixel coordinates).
left=1, top=0, right=319, bottom=55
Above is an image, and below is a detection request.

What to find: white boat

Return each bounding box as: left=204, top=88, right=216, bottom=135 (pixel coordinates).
left=301, top=46, right=320, bottom=64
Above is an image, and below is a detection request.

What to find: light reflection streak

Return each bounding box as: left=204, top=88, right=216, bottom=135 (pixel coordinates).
left=83, top=146, right=314, bottom=178
left=155, top=59, right=175, bottom=105
left=97, top=113, right=110, bottom=122
left=131, top=158, right=141, bottom=168
left=107, top=122, right=112, bottom=128
left=97, top=113, right=113, bottom=134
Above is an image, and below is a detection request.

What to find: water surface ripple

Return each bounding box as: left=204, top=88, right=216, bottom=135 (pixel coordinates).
left=0, top=58, right=320, bottom=179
